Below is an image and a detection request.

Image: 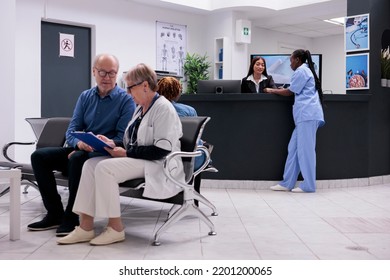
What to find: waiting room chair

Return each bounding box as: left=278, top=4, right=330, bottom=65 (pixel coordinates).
left=119, top=116, right=218, bottom=245
left=0, top=117, right=71, bottom=196
left=25, top=117, right=49, bottom=140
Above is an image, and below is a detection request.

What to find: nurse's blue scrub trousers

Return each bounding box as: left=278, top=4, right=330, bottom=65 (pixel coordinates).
left=280, top=120, right=321, bottom=192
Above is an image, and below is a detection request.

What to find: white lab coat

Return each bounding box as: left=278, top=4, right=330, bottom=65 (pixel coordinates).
left=124, top=96, right=185, bottom=199
left=73, top=96, right=186, bottom=218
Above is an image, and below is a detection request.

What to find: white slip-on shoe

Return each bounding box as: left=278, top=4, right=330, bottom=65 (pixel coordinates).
left=57, top=226, right=95, bottom=245
left=270, top=184, right=290, bottom=191
left=291, top=187, right=305, bottom=193
left=90, top=227, right=125, bottom=246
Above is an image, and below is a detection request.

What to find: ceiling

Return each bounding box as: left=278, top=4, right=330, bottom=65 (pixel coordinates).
left=131, top=0, right=347, bottom=38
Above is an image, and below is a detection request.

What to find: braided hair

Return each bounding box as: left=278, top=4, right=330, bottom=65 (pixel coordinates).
left=292, top=49, right=323, bottom=104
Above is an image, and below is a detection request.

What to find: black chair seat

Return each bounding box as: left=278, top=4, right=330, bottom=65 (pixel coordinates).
left=120, top=178, right=184, bottom=205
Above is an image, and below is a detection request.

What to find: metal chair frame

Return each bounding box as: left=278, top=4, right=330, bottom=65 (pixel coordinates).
left=119, top=116, right=218, bottom=245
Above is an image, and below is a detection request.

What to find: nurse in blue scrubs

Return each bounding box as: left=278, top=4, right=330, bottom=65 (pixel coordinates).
left=263, top=49, right=325, bottom=193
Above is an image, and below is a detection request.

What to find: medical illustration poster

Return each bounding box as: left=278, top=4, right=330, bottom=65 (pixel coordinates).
left=156, top=21, right=187, bottom=76
left=344, top=14, right=369, bottom=52
left=346, top=53, right=369, bottom=90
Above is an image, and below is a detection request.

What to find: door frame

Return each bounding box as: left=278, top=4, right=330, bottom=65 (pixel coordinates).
left=41, top=18, right=96, bottom=86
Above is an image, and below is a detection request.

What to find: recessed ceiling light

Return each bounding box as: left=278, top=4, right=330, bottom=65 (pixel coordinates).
left=161, top=0, right=333, bottom=11
left=323, top=17, right=344, bottom=26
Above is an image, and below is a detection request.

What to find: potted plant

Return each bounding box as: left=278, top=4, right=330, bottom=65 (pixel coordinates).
left=183, top=52, right=211, bottom=94
left=381, top=46, right=390, bottom=86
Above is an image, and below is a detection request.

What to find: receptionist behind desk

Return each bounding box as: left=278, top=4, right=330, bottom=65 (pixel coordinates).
left=241, top=56, right=276, bottom=93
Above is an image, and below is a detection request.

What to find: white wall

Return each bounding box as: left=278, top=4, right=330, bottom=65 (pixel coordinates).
left=0, top=0, right=16, bottom=161
left=249, top=27, right=313, bottom=58
left=8, top=0, right=345, bottom=163
left=205, top=10, right=236, bottom=79
left=12, top=0, right=208, bottom=162
left=312, top=35, right=345, bottom=94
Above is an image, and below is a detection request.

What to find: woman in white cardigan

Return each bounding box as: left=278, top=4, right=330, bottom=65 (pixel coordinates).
left=58, top=63, right=184, bottom=245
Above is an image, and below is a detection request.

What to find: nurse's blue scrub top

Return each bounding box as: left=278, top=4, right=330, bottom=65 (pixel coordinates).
left=289, top=64, right=325, bottom=126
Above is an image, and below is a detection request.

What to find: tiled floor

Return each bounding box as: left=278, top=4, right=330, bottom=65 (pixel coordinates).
left=0, top=182, right=390, bottom=260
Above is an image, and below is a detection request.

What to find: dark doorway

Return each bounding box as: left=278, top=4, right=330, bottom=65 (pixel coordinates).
left=41, top=21, right=91, bottom=117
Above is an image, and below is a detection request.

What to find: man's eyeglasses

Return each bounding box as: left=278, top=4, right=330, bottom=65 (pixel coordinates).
left=94, top=68, right=117, bottom=78
left=126, top=81, right=144, bottom=93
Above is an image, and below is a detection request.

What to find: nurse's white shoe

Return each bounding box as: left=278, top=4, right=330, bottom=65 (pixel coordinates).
left=291, top=187, right=305, bottom=193
left=270, top=184, right=290, bottom=191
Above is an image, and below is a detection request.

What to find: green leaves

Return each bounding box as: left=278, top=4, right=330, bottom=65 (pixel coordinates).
left=381, top=46, right=390, bottom=79
left=183, top=53, right=211, bottom=93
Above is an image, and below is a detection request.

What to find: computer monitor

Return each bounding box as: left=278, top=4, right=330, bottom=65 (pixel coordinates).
left=249, top=54, right=322, bottom=87
left=197, top=79, right=241, bottom=94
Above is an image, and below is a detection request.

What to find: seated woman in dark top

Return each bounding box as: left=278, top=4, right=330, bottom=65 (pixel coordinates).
left=241, top=56, right=276, bottom=93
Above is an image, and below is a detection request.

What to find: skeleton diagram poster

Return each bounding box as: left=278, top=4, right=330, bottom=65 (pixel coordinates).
left=156, top=21, right=187, bottom=76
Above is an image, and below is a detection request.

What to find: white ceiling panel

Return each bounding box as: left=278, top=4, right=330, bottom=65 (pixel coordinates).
left=128, top=0, right=347, bottom=38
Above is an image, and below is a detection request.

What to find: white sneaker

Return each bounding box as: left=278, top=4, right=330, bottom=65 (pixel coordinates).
left=90, top=227, right=125, bottom=246
left=57, top=226, right=95, bottom=245
left=270, top=184, right=290, bottom=191
left=291, top=187, right=305, bottom=193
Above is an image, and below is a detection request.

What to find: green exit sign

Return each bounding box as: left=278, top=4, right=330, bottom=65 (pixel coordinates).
left=243, top=27, right=249, bottom=36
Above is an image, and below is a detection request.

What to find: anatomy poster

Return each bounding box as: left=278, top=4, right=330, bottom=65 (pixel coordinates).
left=156, top=21, right=187, bottom=76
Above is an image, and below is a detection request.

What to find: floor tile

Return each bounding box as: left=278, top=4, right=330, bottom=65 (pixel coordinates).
left=1, top=183, right=390, bottom=260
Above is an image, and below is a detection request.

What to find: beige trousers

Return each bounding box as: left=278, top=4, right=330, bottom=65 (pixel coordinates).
left=73, top=156, right=145, bottom=218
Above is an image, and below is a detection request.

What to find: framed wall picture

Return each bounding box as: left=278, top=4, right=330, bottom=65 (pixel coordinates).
left=156, top=21, right=187, bottom=76
left=346, top=53, right=369, bottom=90
left=344, top=13, right=369, bottom=52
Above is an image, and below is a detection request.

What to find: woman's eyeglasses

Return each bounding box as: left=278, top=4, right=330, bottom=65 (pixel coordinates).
left=126, top=81, right=144, bottom=93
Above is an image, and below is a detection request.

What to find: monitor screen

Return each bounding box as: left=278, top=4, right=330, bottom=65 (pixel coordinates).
left=197, top=79, right=241, bottom=94
left=250, top=54, right=322, bottom=87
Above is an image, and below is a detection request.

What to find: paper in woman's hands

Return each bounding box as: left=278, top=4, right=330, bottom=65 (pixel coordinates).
left=70, top=131, right=112, bottom=155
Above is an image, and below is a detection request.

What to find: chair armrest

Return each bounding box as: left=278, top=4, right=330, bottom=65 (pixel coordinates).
left=2, top=141, right=36, bottom=163
left=196, top=145, right=218, bottom=173
left=192, top=145, right=212, bottom=178
left=163, top=150, right=203, bottom=191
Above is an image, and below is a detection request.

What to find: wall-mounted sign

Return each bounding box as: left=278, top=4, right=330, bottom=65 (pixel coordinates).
left=59, top=33, right=74, bottom=58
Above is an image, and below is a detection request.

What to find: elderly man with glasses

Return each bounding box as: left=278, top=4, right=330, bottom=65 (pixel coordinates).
left=27, top=53, right=135, bottom=237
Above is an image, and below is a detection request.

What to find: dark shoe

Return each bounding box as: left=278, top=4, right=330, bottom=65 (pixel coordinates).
left=56, top=222, right=79, bottom=236
left=56, top=216, right=80, bottom=237
left=27, top=215, right=62, bottom=231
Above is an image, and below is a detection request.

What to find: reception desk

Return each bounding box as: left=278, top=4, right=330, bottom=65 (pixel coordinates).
left=180, top=93, right=371, bottom=181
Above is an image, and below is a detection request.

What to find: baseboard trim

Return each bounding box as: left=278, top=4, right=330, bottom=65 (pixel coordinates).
left=201, top=175, right=390, bottom=190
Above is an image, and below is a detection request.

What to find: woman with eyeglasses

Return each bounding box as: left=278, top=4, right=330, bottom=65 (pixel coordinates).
left=58, top=63, right=184, bottom=245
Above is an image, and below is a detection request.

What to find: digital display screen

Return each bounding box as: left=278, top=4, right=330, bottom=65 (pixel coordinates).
left=250, top=54, right=322, bottom=86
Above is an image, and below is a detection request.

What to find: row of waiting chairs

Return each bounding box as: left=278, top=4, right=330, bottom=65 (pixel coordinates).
left=0, top=116, right=218, bottom=245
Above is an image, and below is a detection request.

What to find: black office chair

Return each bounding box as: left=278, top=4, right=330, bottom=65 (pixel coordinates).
left=0, top=117, right=71, bottom=196
left=119, top=116, right=218, bottom=245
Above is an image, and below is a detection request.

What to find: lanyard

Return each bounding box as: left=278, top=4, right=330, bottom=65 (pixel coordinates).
left=128, top=93, right=160, bottom=146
